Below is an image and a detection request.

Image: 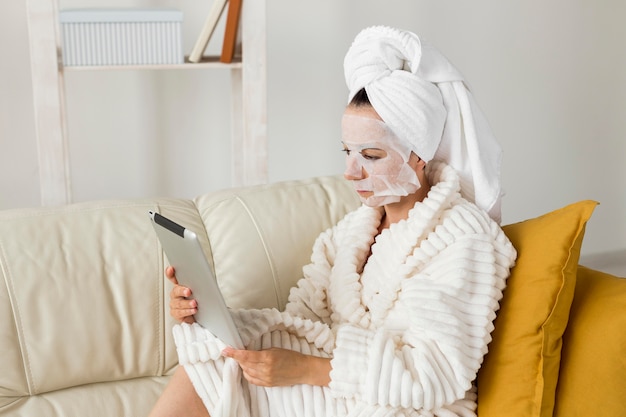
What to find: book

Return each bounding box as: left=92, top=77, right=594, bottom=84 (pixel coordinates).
left=188, top=0, right=229, bottom=63
left=219, top=0, right=243, bottom=63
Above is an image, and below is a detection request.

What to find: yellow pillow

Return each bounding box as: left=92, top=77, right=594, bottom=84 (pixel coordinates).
left=554, top=265, right=626, bottom=416
left=476, top=200, right=597, bottom=417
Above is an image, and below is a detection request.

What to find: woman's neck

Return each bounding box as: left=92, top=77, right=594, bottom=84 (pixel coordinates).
left=379, top=182, right=431, bottom=231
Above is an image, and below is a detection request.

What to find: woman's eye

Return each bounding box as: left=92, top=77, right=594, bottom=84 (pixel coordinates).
left=361, top=153, right=382, bottom=161
left=341, top=148, right=384, bottom=160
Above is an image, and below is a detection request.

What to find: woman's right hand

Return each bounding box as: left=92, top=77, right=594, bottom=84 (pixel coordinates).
left=166, top=266, right=197, bottom=324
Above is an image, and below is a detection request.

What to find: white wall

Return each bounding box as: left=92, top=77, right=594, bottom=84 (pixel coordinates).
left=1, top=0, right=625, bottom=258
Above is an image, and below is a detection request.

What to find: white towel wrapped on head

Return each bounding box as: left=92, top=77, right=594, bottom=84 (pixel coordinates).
left=344, top=25, right=504, bottom=223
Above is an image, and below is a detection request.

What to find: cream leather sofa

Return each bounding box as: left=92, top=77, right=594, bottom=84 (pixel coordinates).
left=1, top=175, right=624, bottom=417
left=0, top=176, right=359, bottom=416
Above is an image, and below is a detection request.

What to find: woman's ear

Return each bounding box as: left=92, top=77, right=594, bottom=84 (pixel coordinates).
left=409, top=152, right=426, bottom=171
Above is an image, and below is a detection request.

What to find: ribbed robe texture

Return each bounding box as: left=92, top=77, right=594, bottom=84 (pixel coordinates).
left=173, top=162, right=517, bottom=417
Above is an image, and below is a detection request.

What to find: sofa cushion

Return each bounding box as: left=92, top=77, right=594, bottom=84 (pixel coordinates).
left=554, top=265, right=626, bottom=417
left=0, top=199, right=186, bottom=414
left=477, top=200, right=597, bottom=417
left=193, top=175, right=360, bottom=311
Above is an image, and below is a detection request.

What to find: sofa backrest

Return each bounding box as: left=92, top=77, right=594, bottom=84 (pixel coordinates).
left=0, top=175, right=359, bottom=416
left=194, top=175, right=361, bottom=310
left=0, top=198, right=186, bottom=415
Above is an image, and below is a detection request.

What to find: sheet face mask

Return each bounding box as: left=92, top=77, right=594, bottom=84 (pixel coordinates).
left=342, top=114, right=421, bottom=207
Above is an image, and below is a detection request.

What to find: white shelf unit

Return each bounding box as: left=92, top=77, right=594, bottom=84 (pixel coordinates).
left=26, top=0, right=267, bottom=206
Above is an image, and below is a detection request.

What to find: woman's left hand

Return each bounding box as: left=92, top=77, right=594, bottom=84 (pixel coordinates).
left=222, top=347, right=331, bottom=387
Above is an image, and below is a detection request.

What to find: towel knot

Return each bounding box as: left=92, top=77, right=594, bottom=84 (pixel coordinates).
left=344, top=26, right=422, bottom=84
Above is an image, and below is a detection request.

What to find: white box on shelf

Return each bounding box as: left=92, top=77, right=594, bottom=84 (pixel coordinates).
left=59, top=8, right=184, bottom=66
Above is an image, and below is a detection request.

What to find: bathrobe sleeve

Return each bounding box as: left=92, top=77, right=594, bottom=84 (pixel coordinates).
left=329, top=204, right=516, bottom=411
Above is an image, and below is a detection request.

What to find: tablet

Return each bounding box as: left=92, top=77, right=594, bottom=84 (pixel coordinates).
left=149, top=211, right=244, bottom=349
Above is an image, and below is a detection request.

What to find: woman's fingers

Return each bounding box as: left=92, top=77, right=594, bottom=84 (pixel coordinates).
left=165, top=266, right=178, bottom=285
left=165, top=266, right=196, bottom=322
left=169, top=283, right=197, bottom=323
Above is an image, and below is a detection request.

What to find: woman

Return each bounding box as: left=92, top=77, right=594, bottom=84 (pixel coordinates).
left=149, top=26, right=517, bottom=417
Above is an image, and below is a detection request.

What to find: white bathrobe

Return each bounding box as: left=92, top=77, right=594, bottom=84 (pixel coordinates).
left=173, top=162, right=517, bottom=417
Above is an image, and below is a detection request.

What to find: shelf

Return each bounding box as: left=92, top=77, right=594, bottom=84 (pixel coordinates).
left=27, top=0, right=267, bottom=206
left=62, top=56, right=243, bottom=71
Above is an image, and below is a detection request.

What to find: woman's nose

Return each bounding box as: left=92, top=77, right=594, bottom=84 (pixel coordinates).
left=344, top=156, right=365, bottom=180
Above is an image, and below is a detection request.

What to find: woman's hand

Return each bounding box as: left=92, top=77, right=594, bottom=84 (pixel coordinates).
left=222, top=347, right=332, bottom=387
left=166, top=266, right=197, bottom=324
